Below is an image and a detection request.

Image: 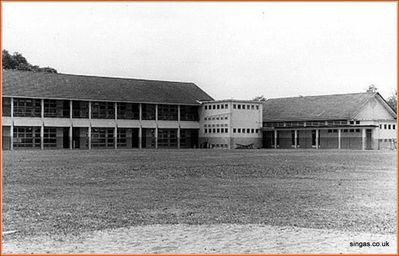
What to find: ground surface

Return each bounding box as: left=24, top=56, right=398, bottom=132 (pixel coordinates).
left=2, top=149, right=397, bottom=253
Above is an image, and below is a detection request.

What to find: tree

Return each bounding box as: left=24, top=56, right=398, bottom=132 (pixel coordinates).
left=367, top=84, right=378, bottom=93
left=387, top=90, right=397, bottom=113
left=2, top=50, right=57, bottom=73
left=252, top=95, right=267, bottom=101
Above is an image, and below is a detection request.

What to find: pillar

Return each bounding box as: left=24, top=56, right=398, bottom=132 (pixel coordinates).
left=139, top=104, right=142, bottom=149
left=274, top=129, right=278, bottom=149
left=40, top=99, right=44, bottom=150
left=155, top=104, right=158, bottom=149
left=294, top=130, right=298, bottom=149
left=88, top=101, right=92, bottom=150
left=177, top=105, right=181, bottom=149
left=69, top=100, right=73, bottom=149
left=315, top=129, right=319, bottom=149
left=10, top=97, right=14, bottom=150
left=139, top=126, right=142, bottom=149
left=362, top=128, right=366, bottom=150
left=114, top=102, right=118, bottom=149
left=338, top=129, right=341, bottom=149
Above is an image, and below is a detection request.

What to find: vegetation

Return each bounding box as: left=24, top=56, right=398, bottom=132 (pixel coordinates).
left=386, top=91, right=397, bottom=112
left=252, top=95, right=267, bottom=101
left=2, top=50, right=57, bottom=73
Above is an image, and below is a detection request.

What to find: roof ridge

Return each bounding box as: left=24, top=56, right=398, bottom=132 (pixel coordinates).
left=3, top=69, right=196, bottom=85
left=266, top=92, right=371, bottom=101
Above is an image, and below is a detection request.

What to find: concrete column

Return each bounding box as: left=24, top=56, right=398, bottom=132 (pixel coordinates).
left=274, top=129, right=278, bottom=149
left=315, top=129, right=319, bottom=149
left=155, top=104, right=158, bottom=149
left=362, top=128, right=366, bottom=150
left=41, top=99, right=44, bottom=150
left=177, top=105, right=181, bottom=149
left=338, top=129, right=341, bottom=149
left=139, top=126, right=142, bottom=149
left=294, top=129, right=298, bottom=149
left=88, top=101, right=92, bottom=150
left=139, top=104, right=142, bottom=149
left=114, top=102, right=118, bottom=149
left=10, top=97, right=14, bottom=150
left=177, top=126, right=181, bottom=149
left=69, top=100, right=73, bottom=149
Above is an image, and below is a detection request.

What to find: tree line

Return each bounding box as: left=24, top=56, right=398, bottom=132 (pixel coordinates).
left=2, top=50, right=57, bottom=73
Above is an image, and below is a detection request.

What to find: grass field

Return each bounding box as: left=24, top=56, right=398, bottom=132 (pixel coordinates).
left=2, top=149, right=397, bottom=243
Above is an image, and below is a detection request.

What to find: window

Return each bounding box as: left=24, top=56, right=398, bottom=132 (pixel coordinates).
left=217, top=128, right=220, bottom=133
left=2, top=97, right=11, bottom=116
left=117, top=103, right=139, bottom=120
left=213, top=129, right=216, bottom=133
left=158, top=129, right=178, bottom=148
left=238, top=105, right=241, bottom=109
left=44, top=99, right=69, bottom=118
left=242, top=129, right=245, bottom=133
left=43, top=127, right=57, bottom=148
left=14, top=98, right=41, bottom=117
left=225, top=128, right=228, bottom=133
left=217, top=105, right=220, bottom=109
left=237, top=128, right=241, bottom=133
left=251, top=105, right=254, bottom=110
left=72, top=101, right=89, bottom=118
left=225, top=104, right=228, bottom=109
left=158, top=104, right=178, bottom=121
left=350, top=129, right=354, bottom=133
left=204, top=129, right=207, bottom=133
left=247, top=105, right=250, bottom=109
left=388, top=125, right=391, bottom=129
left=91, top=128, right=114, bottom=148
left=356, top=129, right=360, bottom=132
left=251, top=129, right=254, bottom=133
left=343, top=129, right=348, bottom=133
left=384, top=124, right=387, bottom=129
left=256, top=129, right=259, bottom=133
left=142, top=104, right=156, bottom=120
left=328, top=129, right=332, bottom=133
left=242, top=105, right=245, bottom=109
left=117, top=128, right=127, bottom=147
left=350, top=121, right=354, bottom=125
left=393, top=125, right=396, bottom=130
left=233, top=104, right=236, bottom=109
left=221, top=104, right=224, bottom=109
left=213, top=105, right=216, bottom=109
left=291, top=130, right=295, bottom=146
left=380, top=124, right=382, bottom=129
left=256, top=106, right=259, bottom=110
left=13, top=126, right=41, bottom=148
left=247, top=129, right=250, bottom=133
left=233, top=128, right=236, bottom=133
left=91, top=102, right=115, bottom=119
left=355, top=121, right=360, bottom=124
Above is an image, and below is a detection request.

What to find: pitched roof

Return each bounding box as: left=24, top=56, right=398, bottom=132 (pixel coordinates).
left=2, top=69, right=213, bottom=105
left=262, top=92, right=396, bottom=122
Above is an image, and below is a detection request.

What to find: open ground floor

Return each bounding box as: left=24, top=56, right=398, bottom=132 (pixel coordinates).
left=2, top=126, right=199, bottom=150
left=262, top=126, right=396, bottom=150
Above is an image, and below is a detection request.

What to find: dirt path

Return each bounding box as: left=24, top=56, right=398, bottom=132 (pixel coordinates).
left=3, top=224, right=396, bottom=254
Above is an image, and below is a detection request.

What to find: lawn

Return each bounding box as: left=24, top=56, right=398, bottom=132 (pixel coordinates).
left=2, top=149, right=397, bottom=240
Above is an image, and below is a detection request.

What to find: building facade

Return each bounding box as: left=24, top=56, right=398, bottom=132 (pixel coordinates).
left=1, top=70, right=397, bottom=150
left=261, top=93, right=397, bottom=150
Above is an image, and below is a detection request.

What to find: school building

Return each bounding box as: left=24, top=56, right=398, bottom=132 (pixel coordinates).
left=1, top=69, right=397, bottom=150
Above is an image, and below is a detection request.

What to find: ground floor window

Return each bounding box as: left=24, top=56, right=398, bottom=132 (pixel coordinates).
left=91, top=128, right=114, bottom=148
left=158, top=129, right=178, bottom=148
left=13, top=126, right=41, bottom=148
left=44, top=127, right=57, bottom=148
left=117, top=128, right=127, bottom=147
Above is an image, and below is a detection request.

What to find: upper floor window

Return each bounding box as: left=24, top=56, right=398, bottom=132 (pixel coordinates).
left=142, top=104, right=156, bottom=120
left=91, top=101, right=115, bottom=119
left=72, top=101, right=89, bottom=118
left=14, top=98, right=41, bottom=117
left=44, top=99, right=69, bottom=118
left=117, top=102, right=139, bottom=120
left=2, top=97, right=11, bottom=116
left=181, top=106, right=199, bottom=121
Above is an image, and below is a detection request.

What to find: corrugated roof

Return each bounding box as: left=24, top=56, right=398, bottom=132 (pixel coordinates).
left=2, top=69, right=213, bottom=105
left=262, top=92, right=393, bottom=122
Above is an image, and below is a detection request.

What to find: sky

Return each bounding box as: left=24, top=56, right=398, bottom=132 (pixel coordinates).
left=2, top=2, right=397, bottom=100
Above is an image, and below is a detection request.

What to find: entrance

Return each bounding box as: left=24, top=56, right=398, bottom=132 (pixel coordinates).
left=263, top=131, right=274, bottom=148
